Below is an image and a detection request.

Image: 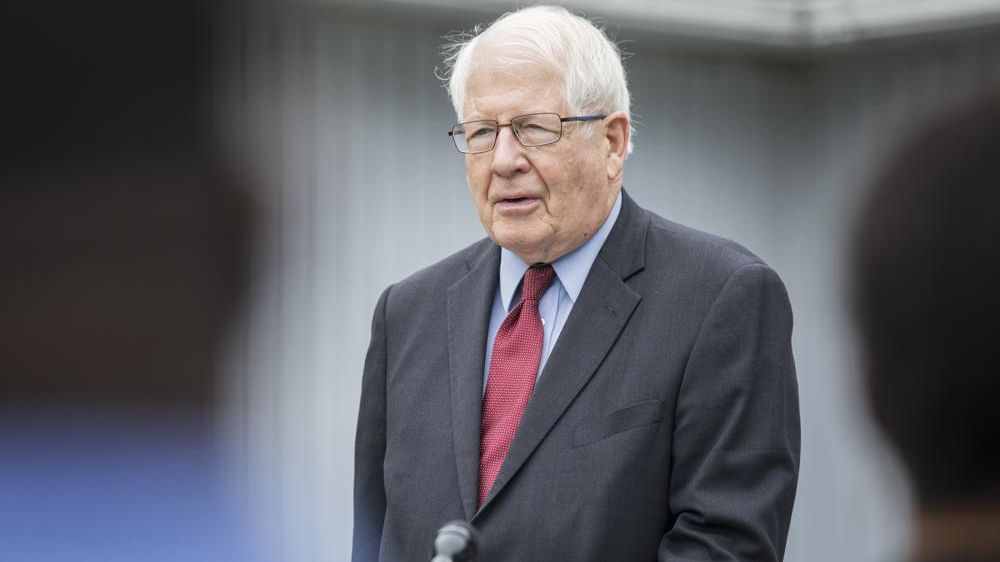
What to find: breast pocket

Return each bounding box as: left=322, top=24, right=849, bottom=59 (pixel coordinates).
left=572, top=398, right=664, bottom=448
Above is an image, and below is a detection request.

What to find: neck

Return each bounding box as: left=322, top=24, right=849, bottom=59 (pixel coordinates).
left=915, top=503, right=1000, bottom=561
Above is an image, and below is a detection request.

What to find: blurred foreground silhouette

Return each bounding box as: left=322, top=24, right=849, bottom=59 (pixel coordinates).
left=852, top=91, right=1000, bottom=562
left=0, top=0, right=267, bottom=559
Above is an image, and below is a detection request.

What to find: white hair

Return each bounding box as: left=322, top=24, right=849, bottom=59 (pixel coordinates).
left=442, top=5, right=634, bottom=154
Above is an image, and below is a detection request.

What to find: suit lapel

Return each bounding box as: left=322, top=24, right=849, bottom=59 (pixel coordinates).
left=476, top=191, right=650, bottom=514
left=447, top=243, right=500, bottom=520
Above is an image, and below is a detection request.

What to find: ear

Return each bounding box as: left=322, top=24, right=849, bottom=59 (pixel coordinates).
left=604, top=111, right=629, bottom=182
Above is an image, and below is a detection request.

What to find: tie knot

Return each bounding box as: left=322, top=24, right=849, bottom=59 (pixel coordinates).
left=521, top=264, right=555, bottom=302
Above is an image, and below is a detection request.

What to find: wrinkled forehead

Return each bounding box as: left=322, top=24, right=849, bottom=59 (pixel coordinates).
left=463, top=42, right=567, bottom=117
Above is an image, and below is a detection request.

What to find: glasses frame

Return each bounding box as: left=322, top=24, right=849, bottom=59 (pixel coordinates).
left=447, top=112, right=607, bottom=154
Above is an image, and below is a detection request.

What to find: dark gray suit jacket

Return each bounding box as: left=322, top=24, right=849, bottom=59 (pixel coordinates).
left=354, top=192, right=800, bottom=562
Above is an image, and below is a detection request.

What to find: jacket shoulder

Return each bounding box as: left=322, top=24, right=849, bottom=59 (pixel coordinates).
left=385, top=237, right=495, bottom=303
left=635, top=207, right=791, bottom=310
left=644, top=210, right=770, bottom=275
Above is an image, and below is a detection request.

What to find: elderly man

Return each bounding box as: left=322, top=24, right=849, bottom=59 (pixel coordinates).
left=354, top=6, right=799, bottom=562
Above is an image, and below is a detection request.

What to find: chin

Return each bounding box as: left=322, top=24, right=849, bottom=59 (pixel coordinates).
left=492, top=233, right=545, bottom=260
left=494, top=235, right=538, bottom=254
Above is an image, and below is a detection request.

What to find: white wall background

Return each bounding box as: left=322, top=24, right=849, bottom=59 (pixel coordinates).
left=215, top=4, right=1000, bottom=560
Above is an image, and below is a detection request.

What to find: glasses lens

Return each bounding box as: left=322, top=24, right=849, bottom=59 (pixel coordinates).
left=512, top=113, right=561, bottom=147
left=452, top=120, right=498, bottom=153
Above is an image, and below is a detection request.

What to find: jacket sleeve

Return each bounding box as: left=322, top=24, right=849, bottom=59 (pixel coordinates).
left=352, top=286, right=391, bottom=562
left=659, top=263, right=800, bottom=561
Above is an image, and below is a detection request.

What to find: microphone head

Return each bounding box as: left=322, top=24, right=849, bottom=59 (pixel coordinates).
left=432, top=520, right=477, bottom=562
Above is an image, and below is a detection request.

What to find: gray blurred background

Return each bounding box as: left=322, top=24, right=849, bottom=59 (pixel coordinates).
left=212, top=1, right=1000, bottom=560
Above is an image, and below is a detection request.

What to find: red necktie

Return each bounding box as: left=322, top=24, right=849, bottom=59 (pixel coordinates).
left=479, top=264, right=556, bottom=506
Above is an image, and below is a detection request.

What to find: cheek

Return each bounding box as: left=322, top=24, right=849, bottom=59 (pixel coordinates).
left=539, top=158, right=588, bottom=210
left=465, top=160, right=490, bottom=198
left=552, top=157, right=606, bottom=224
left=465, top=161, right=494, bottom=226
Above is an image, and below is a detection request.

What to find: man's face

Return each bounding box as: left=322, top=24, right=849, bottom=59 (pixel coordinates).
left=462, top=53, right=621, bottom=264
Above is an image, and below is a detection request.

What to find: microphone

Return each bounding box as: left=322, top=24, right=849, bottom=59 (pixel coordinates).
left=430, top=520, right=477, bottom=562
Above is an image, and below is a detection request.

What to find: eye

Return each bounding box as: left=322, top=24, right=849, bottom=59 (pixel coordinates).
left=517, top=119, right=558, bottom=134
left=467, top=124, right=496, bottom=139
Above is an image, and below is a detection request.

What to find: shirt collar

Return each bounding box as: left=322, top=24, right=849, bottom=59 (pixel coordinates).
left=498, top=191, right=623, bottom=311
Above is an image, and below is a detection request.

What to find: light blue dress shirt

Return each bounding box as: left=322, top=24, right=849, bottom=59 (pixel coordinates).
left=483, top=191, right=623, bottom=389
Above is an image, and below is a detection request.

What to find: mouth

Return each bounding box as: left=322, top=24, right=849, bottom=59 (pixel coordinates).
left=494, top=195, right=540, bottom=213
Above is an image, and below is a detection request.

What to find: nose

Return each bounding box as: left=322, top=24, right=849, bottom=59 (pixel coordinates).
left=490, top=126, right=530, bottom=177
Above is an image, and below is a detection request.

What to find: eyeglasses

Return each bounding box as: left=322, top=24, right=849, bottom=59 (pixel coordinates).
left=448, top=112, right=606, bottom=154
